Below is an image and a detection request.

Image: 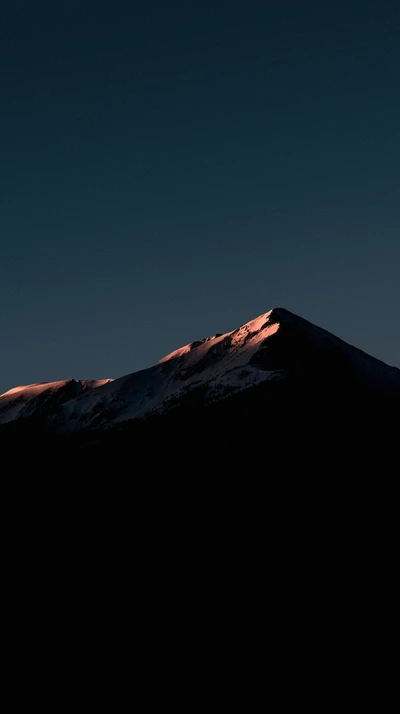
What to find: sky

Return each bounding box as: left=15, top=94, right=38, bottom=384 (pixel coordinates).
left=1, top=0, right=399, bottom=394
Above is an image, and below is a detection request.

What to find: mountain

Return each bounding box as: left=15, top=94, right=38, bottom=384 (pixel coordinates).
left=1, top=307, right=399, bottom=466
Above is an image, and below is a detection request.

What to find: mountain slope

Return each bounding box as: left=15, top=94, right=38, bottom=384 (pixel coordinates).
left=0, top=379, right=113, bottom=426
left=51, top=308, right=283, bottom=432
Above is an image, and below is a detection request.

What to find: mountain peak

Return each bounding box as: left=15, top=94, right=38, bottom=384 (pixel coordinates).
left=160, top=308, right=280, bottom=365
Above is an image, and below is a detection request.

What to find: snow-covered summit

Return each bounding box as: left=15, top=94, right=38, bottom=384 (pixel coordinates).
left=159, top=309, right=275, bottom=365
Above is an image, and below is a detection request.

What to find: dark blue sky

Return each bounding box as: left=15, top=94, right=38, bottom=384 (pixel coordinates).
left=1, top=0, right=399, bottom=394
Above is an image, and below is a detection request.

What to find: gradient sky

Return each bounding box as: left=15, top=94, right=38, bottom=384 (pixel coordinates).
left=1, top=0, right=399, bottom=395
